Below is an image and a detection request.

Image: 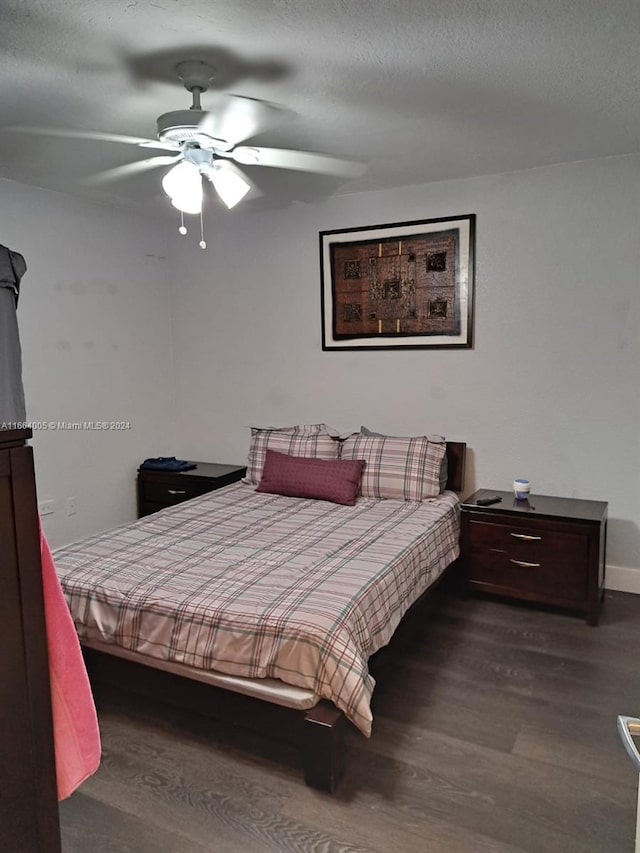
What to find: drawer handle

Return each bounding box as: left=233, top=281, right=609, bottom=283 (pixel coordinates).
left=617, top=716, right=640, bottom=772
left=167, top=489, right=187, bottom=495
left=510, top=533, right=542, bottom=541
left=510, top=559, right=541, bottom=568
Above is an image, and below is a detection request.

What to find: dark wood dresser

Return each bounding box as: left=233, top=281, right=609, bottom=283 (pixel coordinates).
left=137, top=461, right=247, bottom=517
left=460, top=489, right=608, bottom=625
left=1, top=429, right=61, bottom=851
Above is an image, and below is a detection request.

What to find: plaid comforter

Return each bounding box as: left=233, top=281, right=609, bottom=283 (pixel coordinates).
left=54, top=482, right=460, bottom=736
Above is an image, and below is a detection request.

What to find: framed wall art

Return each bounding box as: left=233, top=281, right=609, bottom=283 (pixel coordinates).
left=320, top=214, right=475, bottom=350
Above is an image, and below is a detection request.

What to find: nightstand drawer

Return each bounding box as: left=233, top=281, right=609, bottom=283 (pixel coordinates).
left=141, top=479, right=210, bottom=506
left=466, top=547, right=587, bottom=603
left=467, top=519, right=587, bottom=571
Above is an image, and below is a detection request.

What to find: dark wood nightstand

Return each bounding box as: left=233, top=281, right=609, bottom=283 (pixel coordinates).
left=137, top=461, right=247, bottom=518
left=460, top=489, right=607, bottom=625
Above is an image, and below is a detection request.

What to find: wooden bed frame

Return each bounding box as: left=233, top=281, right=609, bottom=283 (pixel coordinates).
left=83, top=441, right=466, bottom=792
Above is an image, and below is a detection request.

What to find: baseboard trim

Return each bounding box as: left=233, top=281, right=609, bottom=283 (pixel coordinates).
left=605, top=565, right=640, bottom=595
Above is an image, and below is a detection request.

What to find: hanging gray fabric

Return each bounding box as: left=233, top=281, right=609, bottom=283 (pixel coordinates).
left=0, top=244, right=27, bottom=425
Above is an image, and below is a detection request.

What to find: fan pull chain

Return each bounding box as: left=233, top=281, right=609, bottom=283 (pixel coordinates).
left=178, top=211, right=187, bottom=236
left=199, top=208, right=206, bottom=250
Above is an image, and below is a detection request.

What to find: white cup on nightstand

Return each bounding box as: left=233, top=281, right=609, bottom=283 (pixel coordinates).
left=513, top=479, right=531, bottom=500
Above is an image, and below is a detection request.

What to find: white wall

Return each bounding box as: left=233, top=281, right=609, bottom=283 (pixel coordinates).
left=0, top=179, right=176, bottom=548
left=4, top=156, right=636, bottom=581
left=168, top=155, right=640, bottom=583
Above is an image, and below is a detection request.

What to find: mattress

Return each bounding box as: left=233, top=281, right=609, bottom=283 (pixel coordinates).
left=54, top=482, right=460, bottom=736
left=81, top=638, right=322, bottom=710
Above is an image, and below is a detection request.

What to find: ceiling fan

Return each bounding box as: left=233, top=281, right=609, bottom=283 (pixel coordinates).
left=11, top=60, right=364, bottom=220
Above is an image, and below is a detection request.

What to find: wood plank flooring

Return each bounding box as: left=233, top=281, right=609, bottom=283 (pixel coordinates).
left=59, top=588, right=640, bottom=852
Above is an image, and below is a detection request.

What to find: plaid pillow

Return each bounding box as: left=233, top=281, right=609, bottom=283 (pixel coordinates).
left=340, top=433, right=446, bottom=500
left=360, top=425, right=449, bottom=492
left=244, top=424, right=339, bottom=484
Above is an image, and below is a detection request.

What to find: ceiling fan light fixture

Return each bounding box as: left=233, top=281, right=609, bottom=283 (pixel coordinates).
left=207, top=163, right=251, bottom=209
left=162, top=161, right=203, bottom=213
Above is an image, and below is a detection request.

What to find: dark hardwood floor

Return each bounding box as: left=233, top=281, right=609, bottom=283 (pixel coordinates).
left=59, top=588, right=640, bottom=852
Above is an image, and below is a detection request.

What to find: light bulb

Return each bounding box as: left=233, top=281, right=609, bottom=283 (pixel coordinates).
left=162, top=161, right=198, bottom=196
left=208, top=164, right=251, bottom=209
left=163, top=161, right=203, bottom=213
left=178, top=225, right=187, bottom=235
left=171, top=195, right=202, bottom=215
left=199, top=240, right=207, bottom=249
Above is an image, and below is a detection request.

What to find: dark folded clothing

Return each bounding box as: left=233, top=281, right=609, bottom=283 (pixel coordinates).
left=139, top=457, right=196, bottom=472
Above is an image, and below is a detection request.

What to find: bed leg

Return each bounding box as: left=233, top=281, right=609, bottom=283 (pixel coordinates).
left=302, top=701, right=346, bottom=792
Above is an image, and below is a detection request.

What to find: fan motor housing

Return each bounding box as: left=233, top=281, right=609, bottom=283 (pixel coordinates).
left=156, top=110, right=230, bottom=151
left=156, top=109, right=206, bottom=142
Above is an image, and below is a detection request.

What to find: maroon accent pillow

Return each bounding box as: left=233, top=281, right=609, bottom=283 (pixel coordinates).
left=256, top=450, right=365, bottom=506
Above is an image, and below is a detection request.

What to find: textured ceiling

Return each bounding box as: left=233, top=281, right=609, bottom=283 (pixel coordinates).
left=0, top=0, right=638, bottom=216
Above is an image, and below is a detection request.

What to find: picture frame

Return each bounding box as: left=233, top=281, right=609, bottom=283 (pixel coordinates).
left=320, top=214, right=475, bottom=350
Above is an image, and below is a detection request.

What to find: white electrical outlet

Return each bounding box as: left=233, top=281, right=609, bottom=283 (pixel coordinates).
left=66, top=496, right=77, bottom=516
left=39, top=499, right=55, bottom=516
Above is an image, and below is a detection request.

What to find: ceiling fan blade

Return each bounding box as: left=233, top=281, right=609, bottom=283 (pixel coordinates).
left=135, top=140, right=182, bottom=151
left=5, top=125, right=178, bottom=150
left=230, top=146, right=365, bottom=178
left=197, top=96, right=285, bottom=148
left=81, top=154, right=182, bottom=186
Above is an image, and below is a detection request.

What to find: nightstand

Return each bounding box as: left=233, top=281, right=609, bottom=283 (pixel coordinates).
left=137, top=461, right=247, bottom=518
left=460, top=489, right=607, bottom=625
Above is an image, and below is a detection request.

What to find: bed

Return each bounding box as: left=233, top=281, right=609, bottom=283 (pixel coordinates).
left=54, top=428, right=466, bottom=790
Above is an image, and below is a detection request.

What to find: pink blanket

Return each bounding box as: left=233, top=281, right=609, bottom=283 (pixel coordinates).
left=40, top=527, right=101, bottom=800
